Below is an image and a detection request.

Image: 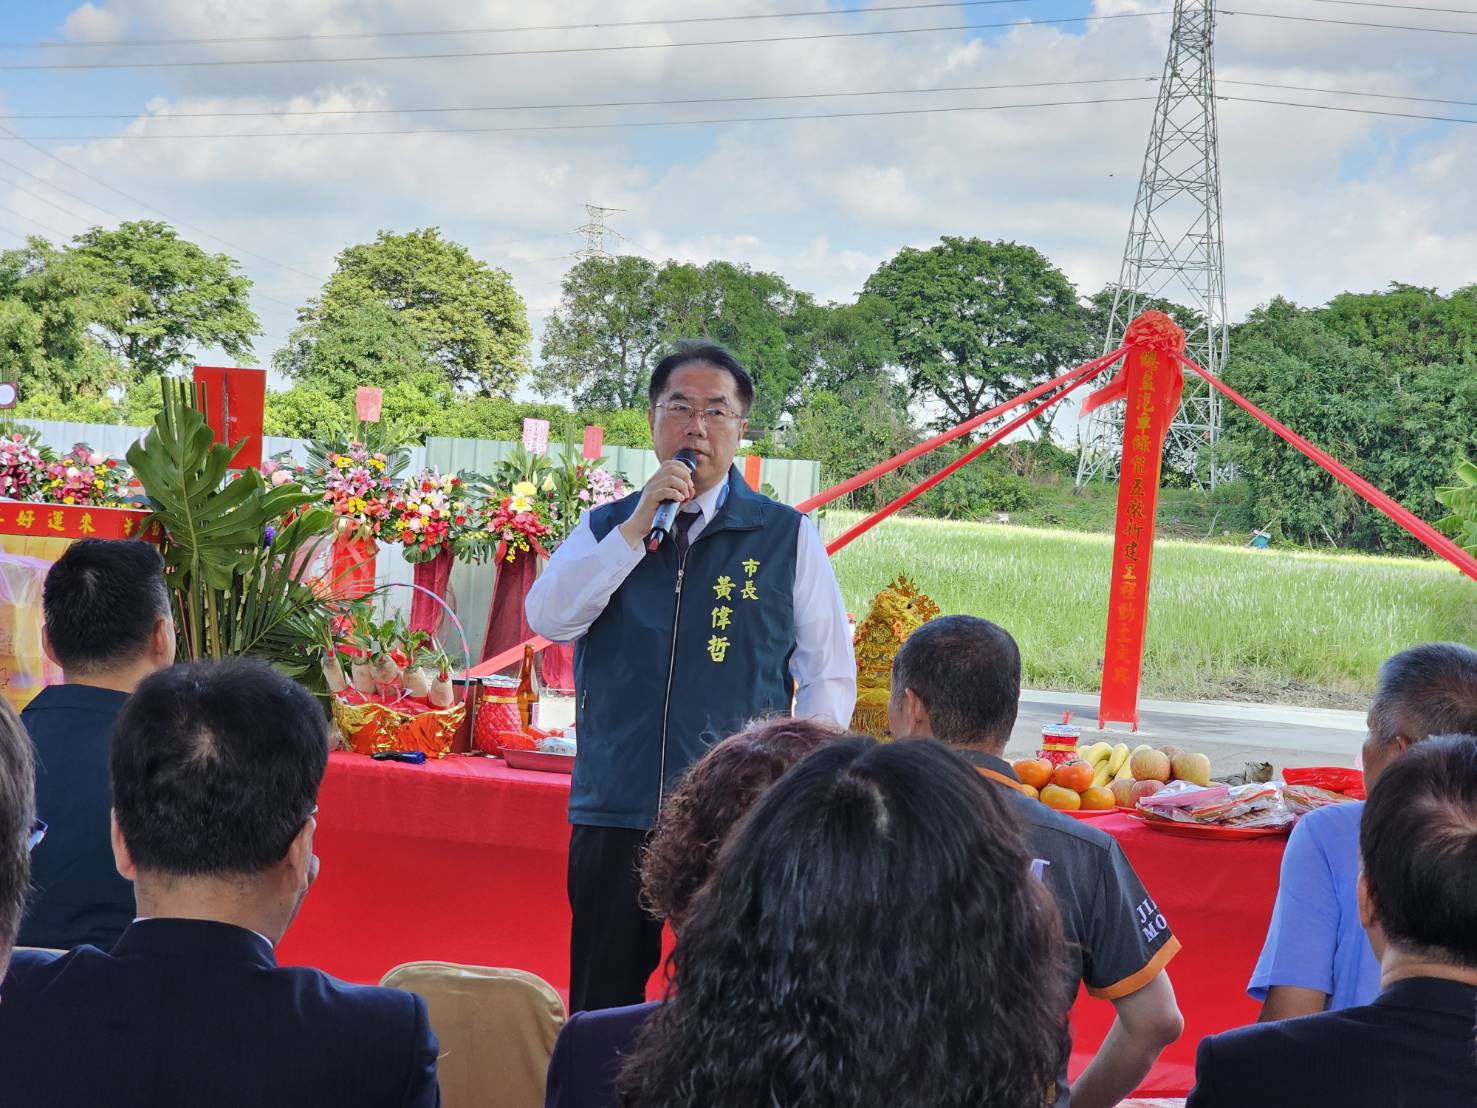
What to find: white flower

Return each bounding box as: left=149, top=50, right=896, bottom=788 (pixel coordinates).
left=418, top=503, right=433, bottom=516
left=407, top=516, right=423, bottom=533
left=510, top=495, right=533, bottom=513
left=270, top=470, right=292, bottom=486
left=541, top=474, right=556, bottom=493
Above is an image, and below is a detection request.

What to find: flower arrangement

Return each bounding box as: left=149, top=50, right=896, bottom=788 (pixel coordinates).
left=385, top=468, right=477, bottom=564
left=483, top=479, right=553, bottom=563
left=542, top=445, right=629, bottom=545
left=261, top=451, right=309, bottom=489
left=0, top=433, right=47, bottom=501
left=41, top=443, right=131, bottom=507
left=315, top=443, right=398, bottom=541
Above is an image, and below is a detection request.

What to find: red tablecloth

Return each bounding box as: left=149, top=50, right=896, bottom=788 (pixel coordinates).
left=278, top=753, right=1287, bottom=1098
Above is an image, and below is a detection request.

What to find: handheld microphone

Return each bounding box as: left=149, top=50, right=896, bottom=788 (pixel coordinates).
left=645, top=448, right=699, bottom=552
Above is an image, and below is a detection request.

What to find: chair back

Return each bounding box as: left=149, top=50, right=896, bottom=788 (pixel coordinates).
left=380, top=960, right=566, bottom=1108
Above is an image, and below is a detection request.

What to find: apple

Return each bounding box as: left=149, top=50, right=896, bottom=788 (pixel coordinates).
left=1159, top=744, right=1186, bottom=761
left=1171, top=752, right=1213, bottom=787
left=1110, top=777, right=1139, bottom=808
left=1130, top=779, right=1164, bottom=804
left=1129, top=748, right=1172, bottom=783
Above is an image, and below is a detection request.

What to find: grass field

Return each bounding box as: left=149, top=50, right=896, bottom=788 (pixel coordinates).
left=823, top=512, right=1477, bottom=707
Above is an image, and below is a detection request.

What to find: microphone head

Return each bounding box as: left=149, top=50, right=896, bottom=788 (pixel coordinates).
left=673, top=448, right=699, bottom=473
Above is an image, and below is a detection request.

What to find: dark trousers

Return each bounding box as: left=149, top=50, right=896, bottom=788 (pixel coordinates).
left=568, top=824, right=664, bottom=1013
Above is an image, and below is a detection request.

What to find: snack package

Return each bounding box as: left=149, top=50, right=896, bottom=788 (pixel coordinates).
left=1282, top=766, right=1366, bottom=800
left=1140, top=781, right=1293, bottom=828
left=1283, top=783, right=1356, bottom=815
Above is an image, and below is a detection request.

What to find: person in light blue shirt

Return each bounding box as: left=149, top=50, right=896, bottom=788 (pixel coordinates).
left=1248, top=642, right=1477, bottom=1022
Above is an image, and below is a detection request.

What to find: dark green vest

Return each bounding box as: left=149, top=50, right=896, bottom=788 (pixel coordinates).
left=572, top=468, right=800, bottom=829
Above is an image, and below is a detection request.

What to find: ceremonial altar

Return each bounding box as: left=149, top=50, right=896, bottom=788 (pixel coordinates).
left=277, top=751, right=1285, bottom=1098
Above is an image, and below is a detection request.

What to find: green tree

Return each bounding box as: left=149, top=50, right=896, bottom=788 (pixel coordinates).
left=535, top=256, right=663, bottom=408
left=67, top=221, right=260, bottom=378
left=773, top=377, right=920, bottom=512
left=298, top=228, right=531, bottom=397
left=864, top=237, right=1094, bottom=426
left=786, top=294, right=894, bottom=394
left=274, top=299, right=438, bottom=396
left=1082, top=285, right=1205, bottom=349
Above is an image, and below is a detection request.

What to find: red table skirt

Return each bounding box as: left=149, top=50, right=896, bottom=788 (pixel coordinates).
left=277, top=752, right=1286, bottom=1098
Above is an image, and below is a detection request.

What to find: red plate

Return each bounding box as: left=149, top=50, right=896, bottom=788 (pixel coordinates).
left=1125, top=812, right=1290, bottom=840
left=1063, top=807, right=1117, bottom=819
left=500, top=746, right=575, bottom=775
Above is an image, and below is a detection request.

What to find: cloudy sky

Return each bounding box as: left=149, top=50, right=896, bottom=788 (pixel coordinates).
left=1, top=0, right=1473, bottom=416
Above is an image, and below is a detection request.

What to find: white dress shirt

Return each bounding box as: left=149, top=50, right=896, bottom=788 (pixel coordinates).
left=526, top=480, right=856, bottom=728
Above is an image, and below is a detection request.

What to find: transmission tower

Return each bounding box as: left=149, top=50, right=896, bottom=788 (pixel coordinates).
left=1077, top=0, right=1230, bottom=488
left=573, top=203, right=625, bottom=261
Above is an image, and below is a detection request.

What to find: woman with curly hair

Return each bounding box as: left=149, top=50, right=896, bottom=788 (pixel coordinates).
left=618, top=736, right=1070, bottom=1108
left=544, top=716, right=840, bottom=1108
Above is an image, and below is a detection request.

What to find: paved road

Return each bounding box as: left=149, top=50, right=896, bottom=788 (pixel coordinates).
left=543, top=689, right=1368, bottom=777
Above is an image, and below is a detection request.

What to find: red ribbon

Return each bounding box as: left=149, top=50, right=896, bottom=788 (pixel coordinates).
left=1082, top=311, right=1186, bottom=420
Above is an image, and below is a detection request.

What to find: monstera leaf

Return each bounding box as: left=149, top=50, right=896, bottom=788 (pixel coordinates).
left=1435, top=458, right=1477, bottom=555
left=127, top=377, right=336, bottom=688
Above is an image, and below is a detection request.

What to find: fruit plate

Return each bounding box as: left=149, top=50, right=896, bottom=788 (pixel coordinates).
left=500, top=747, right=576, bottom=775
left=1124, top=812, right=1290, bottom=840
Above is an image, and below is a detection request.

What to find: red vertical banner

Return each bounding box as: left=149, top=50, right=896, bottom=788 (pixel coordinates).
left=193, top=366, right=266, bottom=470
left=581, top=424, right=604, bottom=460
left=1084, top=313, right=1187, bottom=730
left=743, top=454, right=763, bottom=491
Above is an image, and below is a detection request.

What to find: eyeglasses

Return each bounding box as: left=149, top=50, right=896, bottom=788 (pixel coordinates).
left=653, top=401, right=743, bottom=427
left=25, top=819, right=46, bottom=852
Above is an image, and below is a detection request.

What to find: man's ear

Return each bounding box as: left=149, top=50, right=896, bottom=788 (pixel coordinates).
left=111, top=811, right=137, bottom=883
left=1356, top=872, right=1375, bottom=932
left=900, top=687, right=931, bottom=738
left=286, top=816, right=316, bottom=889
left=152, top=616, right=177, bottom=667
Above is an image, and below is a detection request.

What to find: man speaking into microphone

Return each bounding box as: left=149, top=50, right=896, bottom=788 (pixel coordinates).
left=526, top=343, right=855, bottom=1012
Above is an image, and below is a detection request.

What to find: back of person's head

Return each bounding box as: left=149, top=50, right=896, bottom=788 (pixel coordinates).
left=1369, top=642, right=1477, bottom=745
left=1360, top=733, right=1477, bottom=969
left=0, top=699, right=34, bottom=971
left=642, top=716, right=840, bottom=928
left=43, top=539, right=173, bottom=678
left=621, top=736, right=1068, bottom=1108
left=111, top=658, right=328, bottom=879
left=890, top=615, right=1022, bottom=748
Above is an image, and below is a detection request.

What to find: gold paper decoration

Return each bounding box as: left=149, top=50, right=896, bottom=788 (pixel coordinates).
left=850, top=575, right=940, bottom=740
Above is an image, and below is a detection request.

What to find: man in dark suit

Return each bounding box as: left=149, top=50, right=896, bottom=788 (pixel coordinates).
left=0, top=657, right=441, bottom=1108
left=0, top=696, right=35, bottom=975
left=1188, top=733, right=1477, bottom=1108
left=18, top=539, right=175, bottom=950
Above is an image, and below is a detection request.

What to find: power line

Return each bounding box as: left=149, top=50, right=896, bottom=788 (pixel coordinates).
left=1221, top=94, right=1477, bottom=124
left=1221, top=79, right=1477, bottom=108
left=0, top=202, right=74, bottom=239
left=1, top=1, right=1045, bottom=49
left=0, top=121, right=325, bottom=285
left=1304, top=0, right=1477, bottom=14
left=1, top=76, right=1160, bottom=120
left=0, top=12, right=1172, bottom=71
left=1222, top=7, right=1477, bottom=33
left=0, top=95, right=1161, bottom=141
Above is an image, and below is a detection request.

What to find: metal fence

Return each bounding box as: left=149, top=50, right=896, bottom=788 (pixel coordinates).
left=15, top=419, right=819, bottom=661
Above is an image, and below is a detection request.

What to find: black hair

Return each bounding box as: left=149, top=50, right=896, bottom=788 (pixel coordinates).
left=0, top=699, right=33, bottom=954
left=110, top=658, right=328, bottom=877
left=891, top=615, right=1022, bottom=748
left=1360, top=733, right=1477, bottom=968
left=647, top=343, right=755, bottom=416
left=43, top=539, right=170, bottom=674
left=619, top=736, right=1069, bottom=1108
left=1368, top=642, right=1477, bottom=749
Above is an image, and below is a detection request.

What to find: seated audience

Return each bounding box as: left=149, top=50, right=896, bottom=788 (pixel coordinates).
left=0, top=700, right=35, bottom=975
left=1249, top=641, right=1477, bottom=1020
left=889, top=615, right=1183, bottom=1108
left=1189, top=733, right=1477, bottom=1107
left=617, top=737, right=1069, bottom=1108
left=544, top=716, right=839, bottom=1108
left=19, top=539, right=175, bottom=950
left=0, top=658, right=440, bottom=1108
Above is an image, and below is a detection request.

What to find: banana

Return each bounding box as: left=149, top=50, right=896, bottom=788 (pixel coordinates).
left=1081, top=741, right=1113, bottom=767
left=1091, top=758, right=1113, bottom=788
left=1106, top=742, right=1130, bottom=777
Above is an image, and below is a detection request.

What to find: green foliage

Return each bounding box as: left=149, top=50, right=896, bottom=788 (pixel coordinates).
left=535, top=256, right=664, bottom=408
left=127, top=378, right=337, bottom=691
left=68, top=221, right=260, bottom=378
left=300, top=227, right=531, bottom=396
left=1436, top=458, right=1477, bottom=554
left=864, top=237, right=1094, bottom=425
left=774, top=379, right=919, bottom=513
left=1221, top=293, right=1477, bottom=553
left=913, top=451, right=1047, bottom=520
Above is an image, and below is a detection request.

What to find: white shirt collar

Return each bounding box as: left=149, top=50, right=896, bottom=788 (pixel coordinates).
left=685, top=473, right=730, bottom=522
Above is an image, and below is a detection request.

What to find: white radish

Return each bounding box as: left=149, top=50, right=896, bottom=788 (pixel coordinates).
left=370, top=654, right=401, bottom=686
left=404, top=667, right=431, bottom=699
left=350, top=660, right=377, bottom=694
left=429, top=670, right=454, bottom=709
left=322, top=653, right=349, bottom=694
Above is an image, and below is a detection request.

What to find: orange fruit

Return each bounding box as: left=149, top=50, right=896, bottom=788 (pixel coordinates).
left=1040, top=784, right=1082, bottom=811
left=1019, top=784, right=1040, bottom=801
left=1080, top=786, right=1115, bottom=811
left=1052, top=760, right=1095, bottom=793
left=1014, top=758, right=1054, bottom=790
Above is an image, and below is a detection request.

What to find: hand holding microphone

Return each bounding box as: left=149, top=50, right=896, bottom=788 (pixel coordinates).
left=617, top=449, right=698, bottom=552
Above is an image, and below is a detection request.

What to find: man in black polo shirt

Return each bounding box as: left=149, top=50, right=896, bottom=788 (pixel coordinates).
left=17, top=539, right=175, bottom=950
left=890, top=615, right=1183, bottom=1108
